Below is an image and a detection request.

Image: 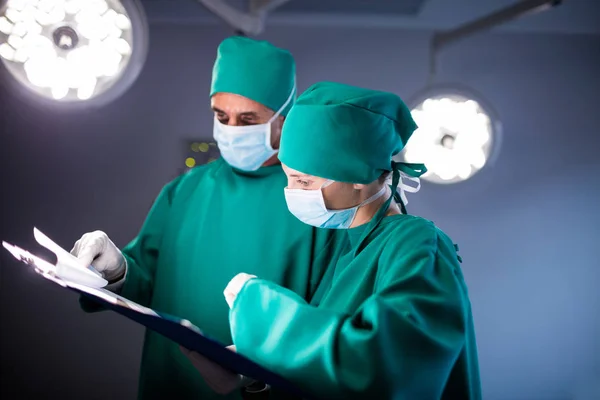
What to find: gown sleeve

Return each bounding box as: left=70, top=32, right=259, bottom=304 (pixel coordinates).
left=229, top=222, right=469, bottom=399
left=80, top=175, right=184, bottom=311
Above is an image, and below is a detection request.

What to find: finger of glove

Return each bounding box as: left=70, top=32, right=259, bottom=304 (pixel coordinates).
left=75, top=236, right=106, bottom=271
left=91, top=251, right=122, bottom=274
left=224, top=273, right=255, bottom=308
left=230, top=273, right=256, bottom=293
left=70, top=239, right=81, bottom=256
left=223, top=274, right=244, bottom=301
left=224, top=291, right=236, bottom=309
left=70, top=232, right=97, bottom=256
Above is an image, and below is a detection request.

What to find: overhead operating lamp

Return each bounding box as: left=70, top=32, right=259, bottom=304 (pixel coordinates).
left=0, top=0, right=148, bottom=105
left=401, top=86, right=501, bottom=185
left=402, top=0, right=562, bottom=184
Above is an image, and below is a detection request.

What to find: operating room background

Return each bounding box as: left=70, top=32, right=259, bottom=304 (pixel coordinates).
left=1, top=7, right=600, bottom=400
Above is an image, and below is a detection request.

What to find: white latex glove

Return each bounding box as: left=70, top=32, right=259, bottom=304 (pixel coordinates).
left=224, top=273, right=256, bottom=309
left=70, top=231, right=126, bottom=283
left=180, top=345, right=255, bottom=395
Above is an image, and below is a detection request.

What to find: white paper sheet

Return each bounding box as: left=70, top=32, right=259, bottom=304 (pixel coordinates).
left=2, top=228, right=158, bottom=317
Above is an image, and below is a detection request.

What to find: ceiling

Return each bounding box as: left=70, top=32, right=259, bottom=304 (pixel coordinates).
left=140, top=0, right=600, bottom=35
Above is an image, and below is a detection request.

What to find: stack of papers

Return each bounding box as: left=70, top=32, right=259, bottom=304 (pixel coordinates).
left=3, top=228, right=313, bottom=399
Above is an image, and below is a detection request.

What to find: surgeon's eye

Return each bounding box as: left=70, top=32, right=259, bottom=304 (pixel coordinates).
left=296, top=179, right=311, bottom=187
left=216, top=113, right=228, bottom=123
left=240, top=116, right=258, bottom=126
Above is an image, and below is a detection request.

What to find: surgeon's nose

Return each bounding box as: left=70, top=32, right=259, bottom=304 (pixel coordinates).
left=226, top=116, right=242, bottom=126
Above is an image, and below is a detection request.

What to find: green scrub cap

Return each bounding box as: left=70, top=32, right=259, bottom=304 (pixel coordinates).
left=279, top=81, right=423, bottom=184
left=210, top=36, right=296, bottom=116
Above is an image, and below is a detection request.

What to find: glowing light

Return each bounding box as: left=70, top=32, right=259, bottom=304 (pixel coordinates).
left=7, top=34, right=24, bottom=49
left=12, top=20, right=41, bottom=36
left=77, top=77, right=97, bottom=100
left=0, top=43, right=16, bottom=60
left=64, top=1, right=82, bottom=15
left=91, top=0, right=109, bottom=16
left=8, top=0, right=27, bottom=12
left=0, top=17, right=13, bottom=35
left=0, top=0, right=144, bottom=102
left=115, top=14, right=131, bottom=30
left=198, top=143, right=209, bottom=152
left=5, top=8, right=23, bottom=23
left=38, top=0, right=57, bottom=13
left=402, top=91, right=498, bottom=184
left=185, top=157, right=196, bottom=168
left=51, top=85, right=69, bottom=99
left=13, top=47, right=29, bottom=62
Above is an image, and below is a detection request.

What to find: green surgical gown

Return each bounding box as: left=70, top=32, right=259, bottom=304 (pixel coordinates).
left=82, top=158, right=348, bottom=400
left=230, top=214, right=481, bottom=399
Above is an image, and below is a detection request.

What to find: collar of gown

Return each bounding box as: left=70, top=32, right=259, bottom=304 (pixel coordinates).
left=230, top=162, right=283, bottom=178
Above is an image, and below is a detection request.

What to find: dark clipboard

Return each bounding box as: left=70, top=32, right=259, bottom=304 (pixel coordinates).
left=74, top=288, right=312, bottom=399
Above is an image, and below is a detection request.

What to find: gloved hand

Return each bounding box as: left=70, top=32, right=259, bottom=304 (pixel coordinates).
left=70, top=231, right=126, bottom=283
left=224, top=273, right=257, bottom=308
left=180, top=345, right=255, bottom=395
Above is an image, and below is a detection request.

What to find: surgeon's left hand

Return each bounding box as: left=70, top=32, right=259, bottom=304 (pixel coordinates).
left=224, top=273, right=257, bottom=308
left=180, top=345, right=254, bottom=395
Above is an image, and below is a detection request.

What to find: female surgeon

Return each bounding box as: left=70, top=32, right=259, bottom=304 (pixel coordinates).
left=190, top=81, right=482, bottom=399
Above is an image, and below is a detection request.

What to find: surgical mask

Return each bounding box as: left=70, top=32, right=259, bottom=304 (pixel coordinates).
left=284, top=181, right=388, bottom=229
left=213, top=86, right=295, bottom=171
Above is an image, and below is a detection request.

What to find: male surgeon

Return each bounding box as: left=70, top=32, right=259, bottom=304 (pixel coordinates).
left=70, top=36, right=348, bottom=400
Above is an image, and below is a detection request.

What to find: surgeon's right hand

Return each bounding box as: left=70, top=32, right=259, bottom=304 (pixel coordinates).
left=180, top=345, right=256, bottom=395
left=70, top=231, right=126, bottom=283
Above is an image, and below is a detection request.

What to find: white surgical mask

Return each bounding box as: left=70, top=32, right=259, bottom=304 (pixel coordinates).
left=213, top=86, right=295, bottom=171
left=284, top=181, right=388, bottom=229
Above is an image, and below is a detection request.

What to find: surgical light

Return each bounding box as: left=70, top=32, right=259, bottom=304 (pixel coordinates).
left=0, top=0, right=148, bottom=105
left=400, top=87, right=501, bottom=184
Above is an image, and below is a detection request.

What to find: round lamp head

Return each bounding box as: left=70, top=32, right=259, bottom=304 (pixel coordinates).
left=0, top=0, right=148, bottom=106
left=399, top=85, right=502, bottom=185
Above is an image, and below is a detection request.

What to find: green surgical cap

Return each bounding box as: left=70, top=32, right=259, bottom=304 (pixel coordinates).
left=279, top=81, right=418, bottom=184
left=210, top=36, right=296, bottom=116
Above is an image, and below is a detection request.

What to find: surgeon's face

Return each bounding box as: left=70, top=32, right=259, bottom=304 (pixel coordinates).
left=282, top=164, right=366, bottom=211
left=211, top=92, right=285, bottom=149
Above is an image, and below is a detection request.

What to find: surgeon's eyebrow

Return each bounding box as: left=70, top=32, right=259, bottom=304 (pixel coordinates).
left=288, top=174, right=310, bottom=178
left=239, top=111, right=260, bottom=118
left=211, top=107, right=260, bottom=119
